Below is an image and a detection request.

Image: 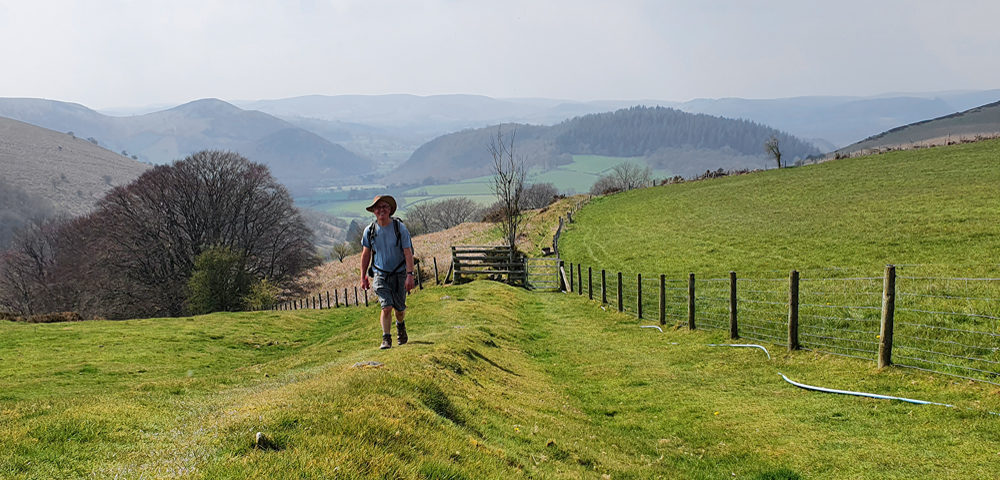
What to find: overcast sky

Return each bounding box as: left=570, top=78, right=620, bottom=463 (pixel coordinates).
left=1, top=0, right=998, bottom=109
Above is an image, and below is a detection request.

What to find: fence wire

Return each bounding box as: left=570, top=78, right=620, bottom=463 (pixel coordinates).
left=565, top=263, right=1000, bottom=385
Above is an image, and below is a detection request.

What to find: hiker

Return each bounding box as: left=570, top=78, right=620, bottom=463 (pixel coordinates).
left=359, top=195, right=415, bottom=349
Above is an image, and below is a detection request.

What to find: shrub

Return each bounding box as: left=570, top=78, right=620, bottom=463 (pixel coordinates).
left=186, top=246, right=254, bottom=315
left=243, top=278, right=280, bottom=311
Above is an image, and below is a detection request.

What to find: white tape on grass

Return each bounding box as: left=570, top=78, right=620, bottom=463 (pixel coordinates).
left=777, top=372, right=955, bottom=407
left=708, top=343, right=771, bottom=360
left=705, top=343, right=1000, bottom=413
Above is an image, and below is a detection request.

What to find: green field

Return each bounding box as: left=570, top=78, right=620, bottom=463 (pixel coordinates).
left=297, top=155, right=660, bottom=220
left=560, top=139, right=1000, bottom=276
left=3, top=281, right=999, bottom=479
left=558, top=139, right=1000, bottom=383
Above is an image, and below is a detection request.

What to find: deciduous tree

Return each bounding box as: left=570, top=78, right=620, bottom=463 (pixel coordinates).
left=765, top=136, right=783, bottom=169
left=489, top=125, right=525, bottom=252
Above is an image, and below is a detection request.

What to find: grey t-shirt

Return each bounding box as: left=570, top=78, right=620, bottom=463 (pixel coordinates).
left=361, top=218, right=412, bottom=274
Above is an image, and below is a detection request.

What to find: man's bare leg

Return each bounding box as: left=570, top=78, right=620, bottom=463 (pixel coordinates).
left=395, top=309, right=408, bottom=345
left=380, top=307, right=393, bottom=334
left=379, top=307, right=393, bottom=349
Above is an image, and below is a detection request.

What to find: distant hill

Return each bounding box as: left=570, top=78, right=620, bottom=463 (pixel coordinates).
left=0, top=116, right=150, bottom=247
left=0, top=116, right=149, bottom=216
left=241, top=91, right=1000, bottom=154
left=0, top=98, right=372, bottom=190
left=386, top=106, right=821, bottom=184
left=835, top=100, right=1000, bottom=156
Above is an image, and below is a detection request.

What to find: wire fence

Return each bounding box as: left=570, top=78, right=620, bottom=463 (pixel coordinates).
left=562, top=262, right=1000, bottom=385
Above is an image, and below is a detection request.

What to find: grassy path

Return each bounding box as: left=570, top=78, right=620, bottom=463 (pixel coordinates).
left=2, top=282, right=999, bottom=478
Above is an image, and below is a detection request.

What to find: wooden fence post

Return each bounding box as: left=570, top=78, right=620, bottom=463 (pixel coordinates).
left=416, top=262, right=423, bottom=290
left=617, top=272, right=623, bottom=312
left=326, top=291, right=331, bottom=309
left=335, top=290, right=339, bottom=308
left=569, top=262, right=574, bottom=293
left=365, top=289, right=369, bottom=307
left=452, top=246, right=461, bottom=283
left=354, top=286, right=359, bottom=306
left=788, top=270, right=800, bottom=351
left=688, top=273, right=696, bottom=330
left=729, top=271, right=738, bottom=339
left=659, top=274, right=666, bottom=326
left=559, top=260, right=567, bottom=292
left=577, top=264, right=583, bottom=296
left=344, top=288, right=348, bottom=307
left=588, top=267, right=593, bottom=300
left=879, top=265, right=896, bottom=369
left=434, top=257, right=440, bottom=285
left=602, top=270, right=607, bottom=304
left=637, top=273, right=643, bottom=319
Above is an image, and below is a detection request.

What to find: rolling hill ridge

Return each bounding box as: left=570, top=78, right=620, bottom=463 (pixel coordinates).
left=836, top=99, right=1000, bottom=155
left=386, top=106, right=821, bottom=184
left=0, top=98, right=371, bottom=191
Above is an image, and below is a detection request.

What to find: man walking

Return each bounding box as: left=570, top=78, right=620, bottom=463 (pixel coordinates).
left=360, top=195, right=415, bottom=349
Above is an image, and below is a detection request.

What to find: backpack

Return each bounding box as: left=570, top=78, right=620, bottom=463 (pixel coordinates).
left=366, top=217, right=408, bottom=277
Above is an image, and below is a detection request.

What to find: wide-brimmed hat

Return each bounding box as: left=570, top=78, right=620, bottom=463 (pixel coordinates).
left=365, top=195, right=397, bottom=215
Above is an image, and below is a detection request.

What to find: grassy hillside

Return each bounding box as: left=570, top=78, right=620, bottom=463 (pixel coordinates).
left=559, top=138, right=1000, bottom=277
left=0, top=116, right=149, bottom=216
left=557, top=140, right=1000, bottom=384
left=838, top=100, right=1000, bottom=156
left=2, top=281, right=998, bottom=479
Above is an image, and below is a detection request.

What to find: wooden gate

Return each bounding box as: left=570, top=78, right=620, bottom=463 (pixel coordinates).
left=452, top=245, right=526, bottom=286
left=525, top=257, right=562, bottom=291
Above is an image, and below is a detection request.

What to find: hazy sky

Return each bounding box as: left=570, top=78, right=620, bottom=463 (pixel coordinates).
left=1, top=0, right=998, bottom=109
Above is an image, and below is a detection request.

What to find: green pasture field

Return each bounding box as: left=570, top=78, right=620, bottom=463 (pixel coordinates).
left=294, top=196, right=375, bottom=219
left=296, top=155, right=663, bottom=219
left=558, top=139, right=1000, bottom=383
left=3, top=281, right=998, bottom=479
left=559, top=139, right=1000, bottom=277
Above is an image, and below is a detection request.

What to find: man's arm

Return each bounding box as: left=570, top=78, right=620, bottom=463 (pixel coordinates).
left=403, top=247, right=415, bottom=292
left=360, top=247, right=372, bottom=289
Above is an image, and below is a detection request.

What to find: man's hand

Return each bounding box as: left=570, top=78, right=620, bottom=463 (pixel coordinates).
left=361, top=275, right=371, bottom=290
left=405, top=274, right=415, bottom=293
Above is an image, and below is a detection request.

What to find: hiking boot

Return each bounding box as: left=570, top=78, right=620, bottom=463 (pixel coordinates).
left=397, top=322, right=408, bottom=345
left=379, top=334, right=392, bottom=349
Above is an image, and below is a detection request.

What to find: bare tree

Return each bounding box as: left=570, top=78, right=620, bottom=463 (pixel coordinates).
left=590, top=161, right=652, bottom=195
left=765, top=136, right=782, bottom=169
left=406, top=197, right=480, bottom=235
left=489, top=125, right=526, bottom=252
left=521, top=183, right=558, bottom=209
left=332, top=242, right=352, bottom=262
left=611, top=162, right=652, bottom=191
left=0, top=220, right=57, bottom=315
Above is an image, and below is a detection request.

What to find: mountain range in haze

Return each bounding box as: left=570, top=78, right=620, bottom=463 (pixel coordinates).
left=3, top=89, right=999, bottom=192
left=0, top=98, right=370, bottom=192
left=236, top=90, right=1000, bottom=152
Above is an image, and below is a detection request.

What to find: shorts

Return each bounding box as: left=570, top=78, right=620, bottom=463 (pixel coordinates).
left=373, top=272, right=407, bottom=311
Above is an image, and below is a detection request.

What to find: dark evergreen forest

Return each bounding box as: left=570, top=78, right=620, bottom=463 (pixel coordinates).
left=393, top=105, right=822, bottom=183
left=552, top=106, right=819, bottom=158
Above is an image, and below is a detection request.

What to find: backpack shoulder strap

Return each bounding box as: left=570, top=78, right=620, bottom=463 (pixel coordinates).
left=393, top=218, right=401, bottom=247
left=367, top=221, right=377, bottom=251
